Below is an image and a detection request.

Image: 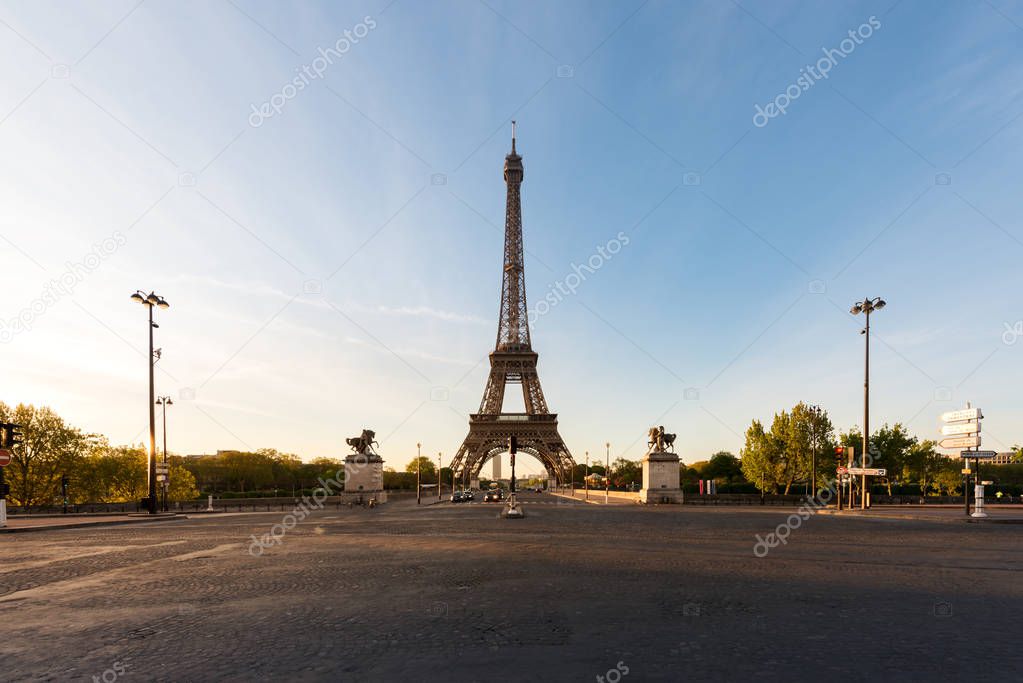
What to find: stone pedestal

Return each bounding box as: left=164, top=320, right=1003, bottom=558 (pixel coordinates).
left=639, top=451, right=683, bottom=504
left=344, top=452, right=384, bottom=496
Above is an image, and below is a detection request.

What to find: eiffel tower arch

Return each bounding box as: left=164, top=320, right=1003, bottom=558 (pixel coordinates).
left=451, top=125, right=575, bottom=485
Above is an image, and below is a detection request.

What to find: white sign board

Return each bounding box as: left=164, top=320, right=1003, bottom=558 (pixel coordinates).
left=848, top=467, right=886, bottom=476
left=941, top=408, right=983, bottom=423
left=941, top=423, right=981, bottom=436
left=939, top=435, right=980, bottom=449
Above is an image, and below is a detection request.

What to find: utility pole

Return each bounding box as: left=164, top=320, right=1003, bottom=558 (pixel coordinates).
left=416, top=442, right=421, bottom=505
left=437, top=452, right=442, bottom=502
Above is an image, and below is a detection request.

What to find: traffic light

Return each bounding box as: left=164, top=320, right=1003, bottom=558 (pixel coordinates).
left=834, top=446, right=854, bottom=464
left=2, top=423, right=23, bottom=449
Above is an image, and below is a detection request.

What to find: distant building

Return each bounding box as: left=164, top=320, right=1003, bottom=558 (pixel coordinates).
left=992, top=452, right=1016, bottom=465
left=492, top=457, right=501, bottom=481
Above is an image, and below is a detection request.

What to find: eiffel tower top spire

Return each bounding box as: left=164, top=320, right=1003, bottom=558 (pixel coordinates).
left=496, top=121, right=529, bottom=351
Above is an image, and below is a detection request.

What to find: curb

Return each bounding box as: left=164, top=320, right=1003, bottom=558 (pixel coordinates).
left=0, top=514, right=185, bottom=534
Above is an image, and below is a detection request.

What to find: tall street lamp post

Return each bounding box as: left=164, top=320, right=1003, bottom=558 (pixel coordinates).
left=605, top=442, right=610, bottom=505
left=807, top=403, right=823, bottom=500
left=156, top=396, right=173, bottom=512
left=416, top=442, right=422, bottom=505
left=851, top=296, right=885, bottom=511
left=437, top=452, right=442, bottom=502
left=131, top=290, right=169, bottom=514
left=584, top=451, right=589, bottom=502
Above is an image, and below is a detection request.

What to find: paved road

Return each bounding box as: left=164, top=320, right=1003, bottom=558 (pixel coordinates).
left=1, top=499, right=1020, bottom=681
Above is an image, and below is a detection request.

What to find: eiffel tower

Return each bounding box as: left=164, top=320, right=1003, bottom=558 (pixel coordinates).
left=451, top=124, right=575, bottom=486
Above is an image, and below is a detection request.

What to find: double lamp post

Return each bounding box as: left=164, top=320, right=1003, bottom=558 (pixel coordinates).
left=130, top=290, right=169, bottom=514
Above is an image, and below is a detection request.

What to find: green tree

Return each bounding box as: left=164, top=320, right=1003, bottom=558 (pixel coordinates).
left=701, top=452, right=744, bottom=484
left=740, top=419, right=782, bottom=493
left=904, top=440, right=945, bottom=496
left=167, top=462, right=199, bottom=501
left=610, top=457, right=641, bottom=489
left=931, top=458, right=963, bottom=496
left=0, top=402, right=95, bottom=507
left=870, top=423, right=916, bottom=494
left=405, top=456, right=437, bottom=482
left=786, top=403, right=835, bottom=491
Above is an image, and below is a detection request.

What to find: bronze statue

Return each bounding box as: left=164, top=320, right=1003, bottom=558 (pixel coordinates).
left=647, top=425, right=676, bottom=453
left=346, top=429, right=378, bottom=455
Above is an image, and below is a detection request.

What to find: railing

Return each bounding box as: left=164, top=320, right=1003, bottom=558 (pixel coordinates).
left=470, top=413, right=558, bottom=421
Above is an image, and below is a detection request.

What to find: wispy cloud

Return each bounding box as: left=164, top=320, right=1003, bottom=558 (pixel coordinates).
left=372, top=304, right=488, bottom=325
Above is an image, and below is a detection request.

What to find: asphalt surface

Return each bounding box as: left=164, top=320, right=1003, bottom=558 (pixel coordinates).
left=1, top=493, right=1020, bottom=681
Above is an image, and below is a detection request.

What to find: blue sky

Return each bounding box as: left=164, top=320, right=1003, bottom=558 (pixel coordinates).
left=1, top=0, right=1021, bottom=474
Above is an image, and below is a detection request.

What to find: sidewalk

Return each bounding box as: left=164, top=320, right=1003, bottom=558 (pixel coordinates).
left=817, top=505, right=1023, bottom=524
left=549, top=490, right=637, bottom=505
left=1, top=513, right=183, bottom=533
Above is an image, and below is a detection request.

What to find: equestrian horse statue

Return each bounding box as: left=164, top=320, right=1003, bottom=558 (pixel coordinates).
left=346, top=429, right=379, bottom=455
left=647, top=426, right=677, bottom=453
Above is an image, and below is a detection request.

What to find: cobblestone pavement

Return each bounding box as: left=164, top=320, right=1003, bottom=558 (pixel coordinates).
left=1, top=494, right=1021, bottom=681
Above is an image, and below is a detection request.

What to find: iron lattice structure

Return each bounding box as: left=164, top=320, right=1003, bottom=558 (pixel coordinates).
left=451, top=128, right=575, bottom=485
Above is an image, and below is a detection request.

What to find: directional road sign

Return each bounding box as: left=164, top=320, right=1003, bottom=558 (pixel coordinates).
left=848, top=467, right=886, bottom=476
left=959, top=450, right=997, bottom=459
left=939, top=435, right=980, bottom=449
left=941, top=408, right=983, bottom=423
left=941, top=423, right=981, bottom=436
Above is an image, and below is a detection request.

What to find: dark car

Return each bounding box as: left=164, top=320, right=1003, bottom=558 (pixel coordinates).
left=484, top=490, right=500, bottom=502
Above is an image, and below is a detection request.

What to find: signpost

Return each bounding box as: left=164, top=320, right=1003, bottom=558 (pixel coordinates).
left=940, top=404, right=983, bottom=517
left=0, top=448, right=11, bottom=467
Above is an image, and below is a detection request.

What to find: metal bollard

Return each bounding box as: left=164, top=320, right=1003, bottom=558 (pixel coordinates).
left=971, top=484, right=988, bottom=518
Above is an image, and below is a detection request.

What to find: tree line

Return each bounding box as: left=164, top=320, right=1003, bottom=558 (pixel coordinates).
left=3, top=401, right=1021, bottom=506
left=739, top=401, right=1022, bottom=496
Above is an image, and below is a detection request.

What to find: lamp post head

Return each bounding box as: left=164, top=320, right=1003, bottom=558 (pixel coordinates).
left=130, top=292, right=145, bottom=304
